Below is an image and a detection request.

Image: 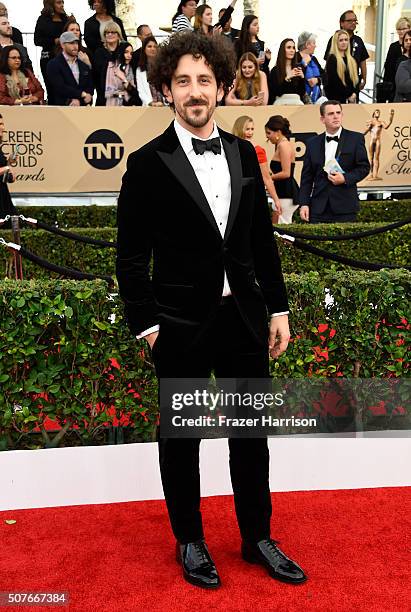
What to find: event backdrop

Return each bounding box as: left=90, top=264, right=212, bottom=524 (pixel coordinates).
left=1, top=104, right=410, bottom=194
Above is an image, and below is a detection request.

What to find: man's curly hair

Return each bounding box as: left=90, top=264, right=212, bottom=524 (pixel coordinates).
left=148, top=31, right=236, bottom=97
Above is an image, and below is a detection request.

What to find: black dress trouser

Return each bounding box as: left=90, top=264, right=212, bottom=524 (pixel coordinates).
left=310, top=199, right=357, bottom=223
left=152, top=298, right=272, bottom=544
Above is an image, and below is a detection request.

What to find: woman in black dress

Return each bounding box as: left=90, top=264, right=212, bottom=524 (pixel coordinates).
left=84, top=0, right=127, bottom=57
left=34, top=0, right=69, bottom=104
left=324, top=30, right=358, bottom=103
left=265, top=115, right=299, bottom=224
left=268, top=38, right=305, bottom=104
left=234, top=14, right=271, bottom=76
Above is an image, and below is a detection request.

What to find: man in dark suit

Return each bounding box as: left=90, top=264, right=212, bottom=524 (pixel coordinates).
left=116, top=32, right=306, bottom=589
left=46, top=31, right=93, bottom=106
left=299, top=100, right=370, bottom=223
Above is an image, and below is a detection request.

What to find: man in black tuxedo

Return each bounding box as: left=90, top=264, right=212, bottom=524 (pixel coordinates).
left=116, top=32, right=306, bottom=589
left=299, top=100, right=370, bottom=223
left=46, top=32, right=93, bottom=106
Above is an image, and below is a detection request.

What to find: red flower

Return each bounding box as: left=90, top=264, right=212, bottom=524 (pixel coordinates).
left=329, top=329, right=336, bottom=339
left=393, top=406, right=406, bottom=415
left=318, top=323, right=328, bottom=333
left=368, top=401, right=386, bottom=416
left=110, top=358, right=121, bottom=369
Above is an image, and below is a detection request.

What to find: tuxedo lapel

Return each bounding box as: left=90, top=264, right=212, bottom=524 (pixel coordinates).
left=335, top=128, right=346, bottom=160
left=220, top=129, right=243, bottom=241
left=157, top=124, right=221, bottom=236
left=319, top=133, right=326, bottom=167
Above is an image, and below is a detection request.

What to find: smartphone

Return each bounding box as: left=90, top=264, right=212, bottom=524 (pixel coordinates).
left=258, top=50, right=265, bottom=60
left=257, top=91, right=264, bottom=98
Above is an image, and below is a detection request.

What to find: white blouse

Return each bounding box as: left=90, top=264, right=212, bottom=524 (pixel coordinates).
left=135, top=67, right=152, bottom=106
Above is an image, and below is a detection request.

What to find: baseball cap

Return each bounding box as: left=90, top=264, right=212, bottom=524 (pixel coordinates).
left=60, top=31, right=79, bottom=44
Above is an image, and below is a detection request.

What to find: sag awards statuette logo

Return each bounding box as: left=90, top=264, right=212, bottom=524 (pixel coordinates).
left=84, top=129, right=124, bottom=170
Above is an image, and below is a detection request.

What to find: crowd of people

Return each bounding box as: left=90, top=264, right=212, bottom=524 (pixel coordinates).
left=0, top=1, right=410, bottom=107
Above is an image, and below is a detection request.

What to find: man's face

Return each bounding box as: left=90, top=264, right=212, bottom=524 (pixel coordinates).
left=163, top=54, right=223, bottom=131
left=0, top=16, right=11, bottom=37
left=0, top=3, right=7, bottom=18
left=62, top=40, right=79, bottom=58
left=341, top=12, right=358, bottom=33
left=321, top=104, right=343, bottom=132
left=138, top=26, right=152, bottom=42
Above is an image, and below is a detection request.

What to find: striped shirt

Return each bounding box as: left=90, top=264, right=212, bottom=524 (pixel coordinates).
left=172, top=14, right=193, bottom=33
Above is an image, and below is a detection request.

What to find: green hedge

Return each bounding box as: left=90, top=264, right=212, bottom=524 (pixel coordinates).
left=1, top=223, right=409, bottom=279
left=14, top=199, right=411, bottom=228
left=0, top=271, right=409, bottom=449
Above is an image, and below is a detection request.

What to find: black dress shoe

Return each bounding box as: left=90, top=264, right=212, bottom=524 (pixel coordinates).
left=242, top=538, right=307, bottom=584
left=176, top=539, right=221, bottom=589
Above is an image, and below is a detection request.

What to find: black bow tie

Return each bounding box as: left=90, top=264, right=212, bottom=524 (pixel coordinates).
left=326, top=135, right=339, bottom=143
left=192, top=137, right=221, bottom=155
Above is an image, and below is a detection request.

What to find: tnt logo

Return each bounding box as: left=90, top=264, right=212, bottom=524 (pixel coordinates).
left=84, top=129, right=124, bottom=170
left=291, top=132, right=318, bottom=161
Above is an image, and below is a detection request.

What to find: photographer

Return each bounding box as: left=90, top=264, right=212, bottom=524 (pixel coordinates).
left=0, top=113, right=16, bottom=215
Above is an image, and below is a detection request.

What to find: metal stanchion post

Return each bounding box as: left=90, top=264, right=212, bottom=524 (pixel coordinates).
left=10, top=215, right=23, bottom=280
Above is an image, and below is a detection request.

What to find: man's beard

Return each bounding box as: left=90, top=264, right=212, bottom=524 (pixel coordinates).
left=176, top=98, right=215, bottom=129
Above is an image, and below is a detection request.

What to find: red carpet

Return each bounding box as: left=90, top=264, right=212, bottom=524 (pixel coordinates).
left=1, top=488, right=410, bottom=611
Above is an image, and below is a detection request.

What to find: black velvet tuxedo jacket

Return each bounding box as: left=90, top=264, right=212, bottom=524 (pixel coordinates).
left=298, top=128, right=370, bottom=215
left=116, top=122, right=288, bottom=351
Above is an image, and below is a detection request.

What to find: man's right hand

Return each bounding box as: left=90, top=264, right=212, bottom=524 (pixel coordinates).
left=82, top=92, right=93, bottom=105
left=300, top=205, right=309, bottom=222
left=69, top=99, right=80, bottom=106
left=145, top=331, right=159, bottom=350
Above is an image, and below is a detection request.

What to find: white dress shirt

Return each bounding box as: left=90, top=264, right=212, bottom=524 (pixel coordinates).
left=137, top=119, right=287, bottom=339
left=324, top=127, right=342, bottom=165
